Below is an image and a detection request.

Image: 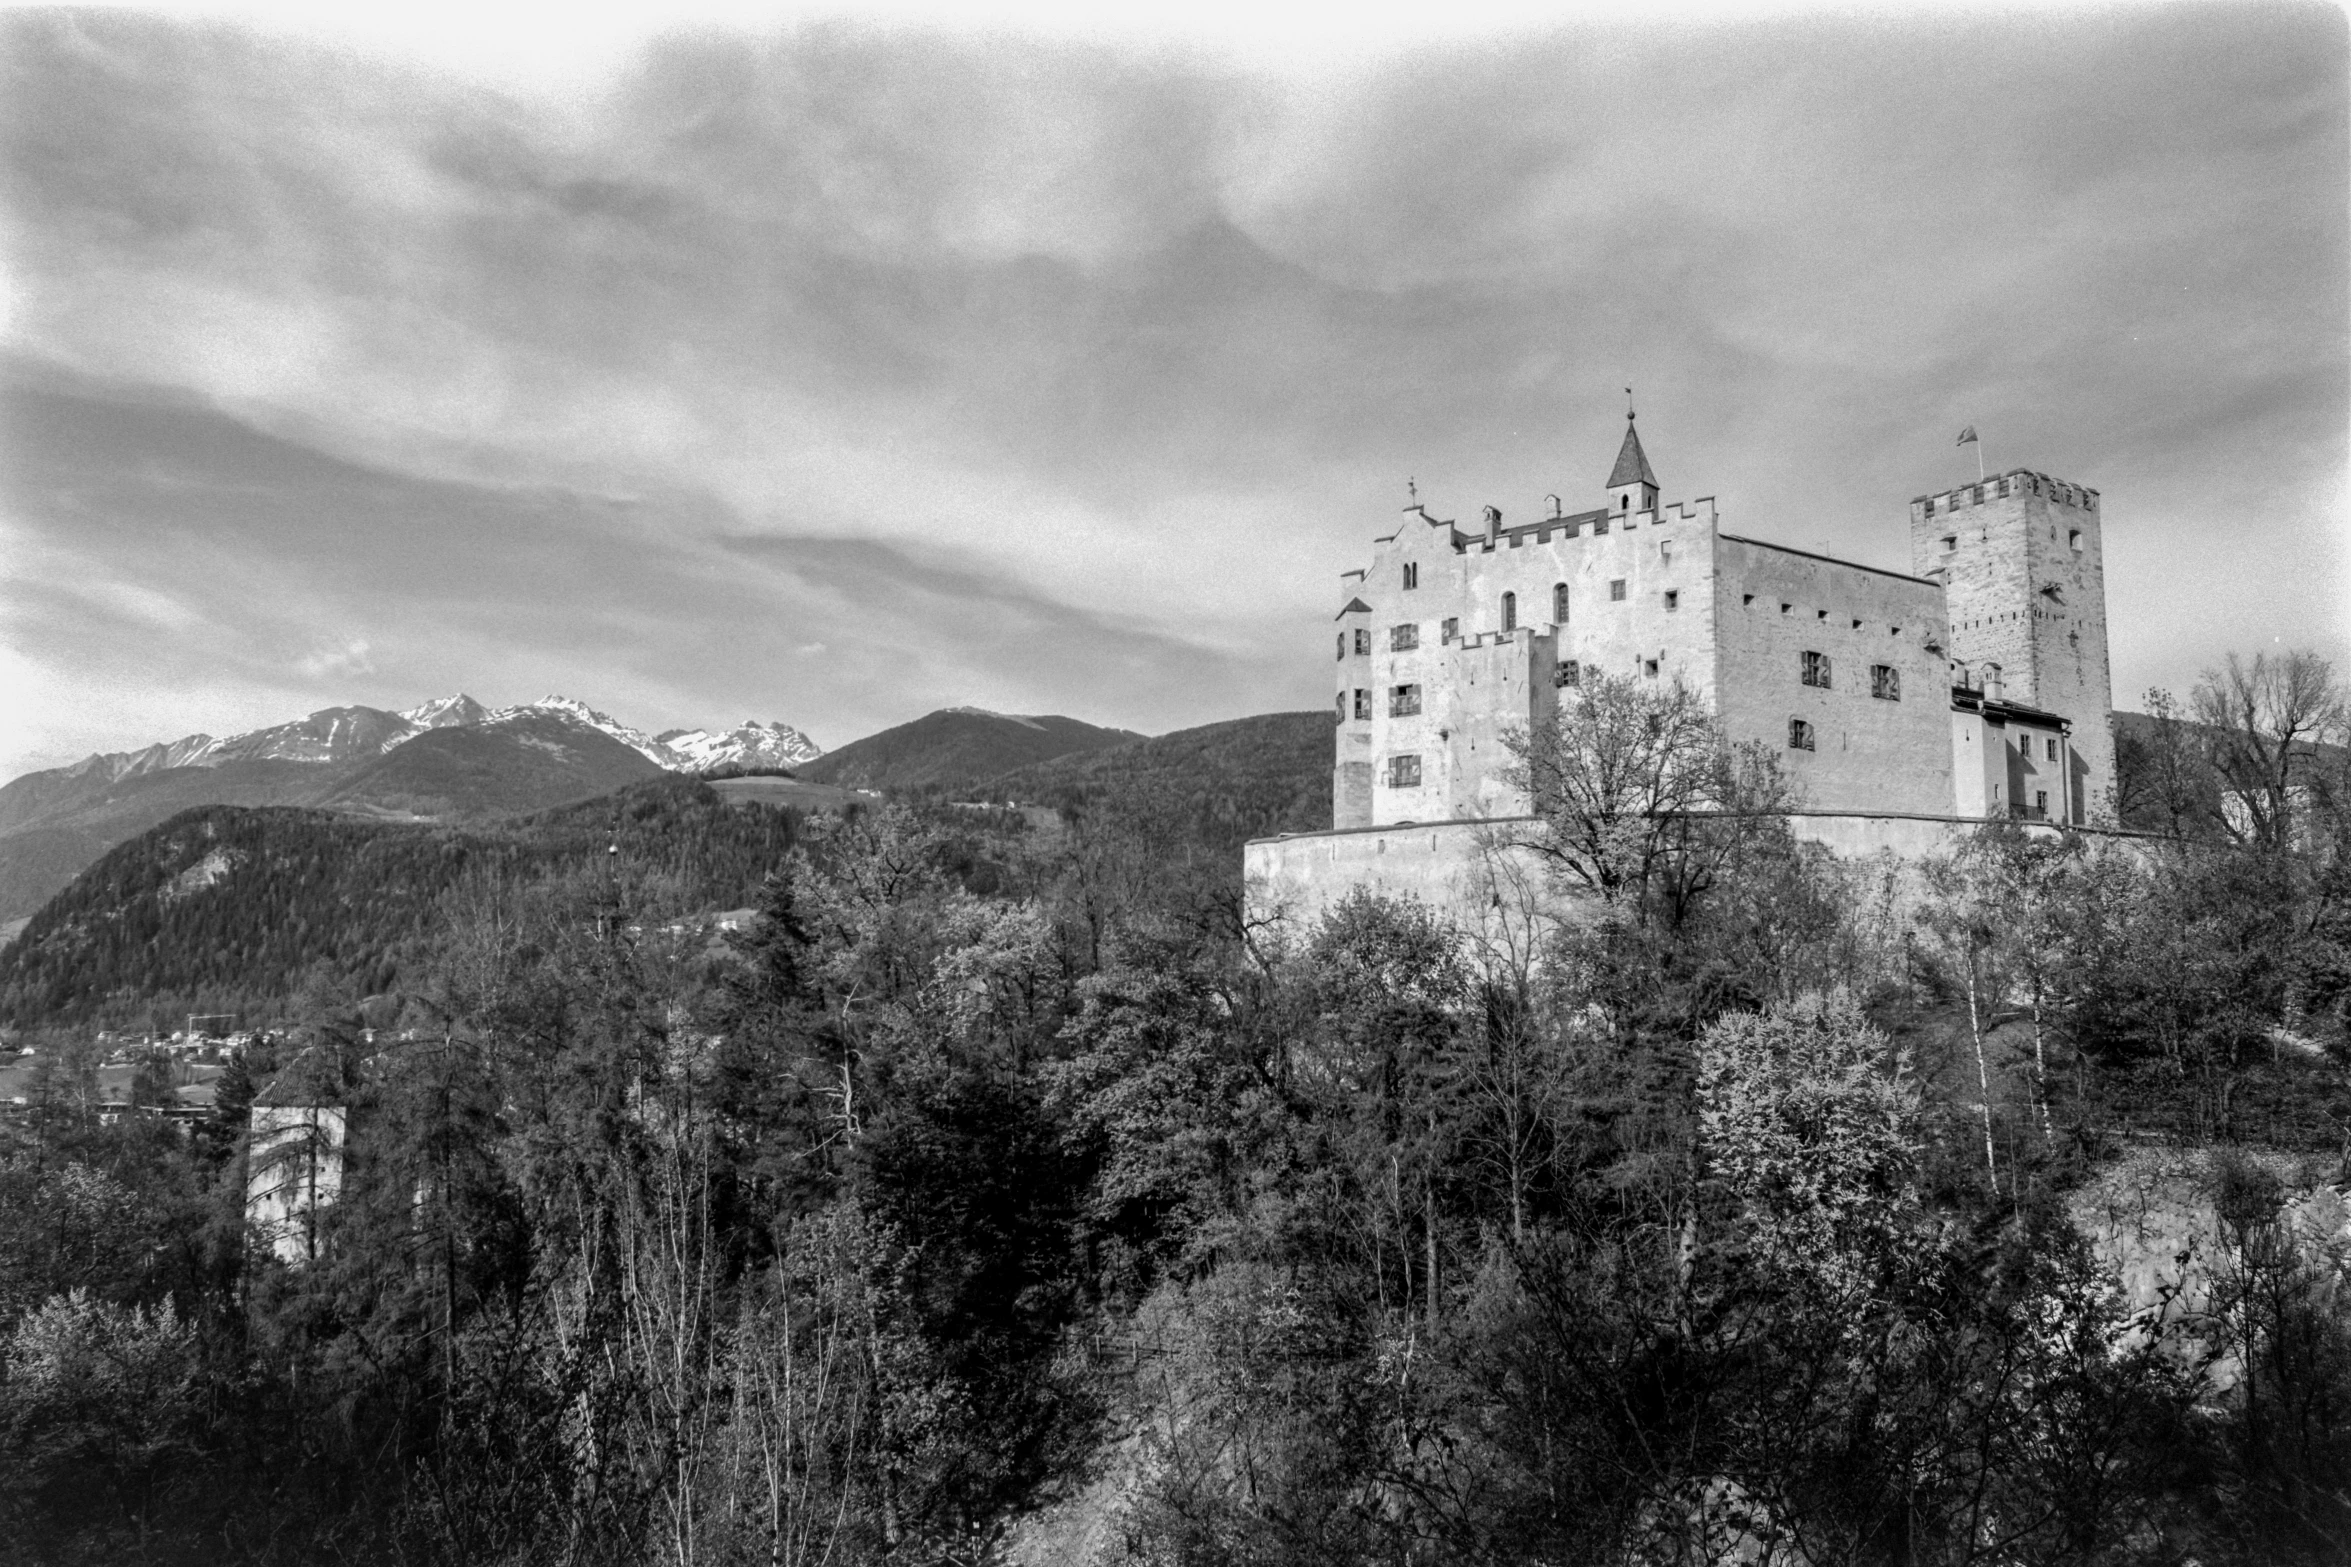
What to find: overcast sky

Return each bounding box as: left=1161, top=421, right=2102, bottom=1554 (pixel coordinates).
left=2, top=1, right=2344, bottom=776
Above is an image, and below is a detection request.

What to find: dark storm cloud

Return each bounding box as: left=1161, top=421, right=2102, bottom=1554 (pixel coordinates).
left=2, top=5, right=2342, bottom=772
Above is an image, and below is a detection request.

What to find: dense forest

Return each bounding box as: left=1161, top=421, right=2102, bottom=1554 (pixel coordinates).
left=0, top=651, right=2347, bottom=1566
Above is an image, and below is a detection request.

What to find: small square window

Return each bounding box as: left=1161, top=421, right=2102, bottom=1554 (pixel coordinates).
left=1555, top=659, right=1581, bottom=688
left=1663, top=590, right=1679, bottom=611
left=2068, top=529, right=2082, bottom=553
left=1870, top=664, right=1899, bottom=701
left=1941, top=535, right=1956, bottom=553
left=1643, top=659, right=1660, bottom=678
left=1385, top=754, right=1422, bottom=788
left=1789, top=718, right=1815, bottom=752
left=1441, top=616, right=1459, bottom=643
left=1851, top=619, right=1863, bottom=630
left=1388, top=684, right=1422, bottom=717
left=1817, top=609, right=1829, bottom=622
left=1780, top=602, right=1792, bottom=615
left=1402, top=562, right=1419, bottom=589
left=1352, top=628, right=1370, bottom=656
left=1743, top=593, right=1754, bottom=607
left=1390, top=623, right=1419, bottom=652
left=1352, top=688, right=1370, bottom=721
left=1609, top=579, right=1627, bottom=602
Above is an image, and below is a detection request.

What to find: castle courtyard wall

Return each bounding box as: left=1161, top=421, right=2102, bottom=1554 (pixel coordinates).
left=1244, top=813, right=1980, bottom=933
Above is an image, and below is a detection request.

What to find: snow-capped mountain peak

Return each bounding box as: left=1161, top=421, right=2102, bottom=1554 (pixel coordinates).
left=24, top=694, right=823, bottom=796
left=494, top=696, right=676, bottom=768
left=657, top=720, right=823, bottom=772
left=400, top=694, right=488, bottom=730
left=64, top=733, right=220, bottom=783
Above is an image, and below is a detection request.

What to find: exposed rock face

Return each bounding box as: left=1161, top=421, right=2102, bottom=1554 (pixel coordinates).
left=2072, top=1146, right=2351, bottom=1391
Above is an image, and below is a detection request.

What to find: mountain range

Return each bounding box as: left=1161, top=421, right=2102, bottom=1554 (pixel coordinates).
left=0, top=696, right=822, bottom=927
left=0, top=710, right=1339, bottom=1029
left=45, top=694, right=820, bottom=786
left=0, top=695, right=1337, bottom=945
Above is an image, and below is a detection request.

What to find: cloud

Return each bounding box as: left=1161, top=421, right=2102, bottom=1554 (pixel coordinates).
left=297, top=639, right=376, bottom=679
left=0, top=7, right=2342, bottom=778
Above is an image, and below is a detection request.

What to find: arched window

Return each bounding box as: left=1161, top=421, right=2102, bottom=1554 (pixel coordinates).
left=1552, top=583, right=1569, bottom=624
left=1501, top=591, right=1517, bottom=632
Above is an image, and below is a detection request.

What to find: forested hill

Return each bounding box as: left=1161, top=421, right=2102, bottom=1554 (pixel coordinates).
left=984, top=710, right=1333, bottom=850
left=0, top=776, right=802, bottom=1030
left=0, top=711, right=663, bottom=926
left=797, top=708, right=1140, bottom=793
left=0, top=712, right=1336, bottom=1030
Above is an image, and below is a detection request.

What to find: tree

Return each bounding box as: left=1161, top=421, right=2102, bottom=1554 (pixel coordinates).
left=0, top=1289, right=200, bottom=1535
left=2191, top=651, right=2349, bottom=856
left=1696, top=990, right=1918, bottom=1286
left=1503, top=671, right=1795, bottom=929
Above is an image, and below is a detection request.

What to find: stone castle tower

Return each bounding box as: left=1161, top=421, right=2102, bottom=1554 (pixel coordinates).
left=1909, top=470, right=2114, bottom=818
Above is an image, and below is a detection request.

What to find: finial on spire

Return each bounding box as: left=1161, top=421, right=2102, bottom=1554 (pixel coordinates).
left=1407, top=476, right=1417, bottom=503
left=1625, top=385, right=1635, bottom=422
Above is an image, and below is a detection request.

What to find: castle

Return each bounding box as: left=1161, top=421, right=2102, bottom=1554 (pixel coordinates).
left=1249, top=417, right=2115, bottom=919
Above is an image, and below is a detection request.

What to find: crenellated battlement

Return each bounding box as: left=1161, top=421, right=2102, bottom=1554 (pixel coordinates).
left=1911, top=469, right=2099, bottom=521
left=1450, top=494, right=1719, bottom=553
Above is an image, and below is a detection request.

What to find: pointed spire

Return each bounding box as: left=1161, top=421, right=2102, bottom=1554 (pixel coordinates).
left=1607, top=414, right=1658, bottom=490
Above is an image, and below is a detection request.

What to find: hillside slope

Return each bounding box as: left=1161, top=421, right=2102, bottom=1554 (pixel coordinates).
left=0, top=760, right=353, bottom=925
left=3, top=717, right=665, bottom=924
left=314, top=712, right=664, bottom=819
left=0, top=695, right=824, bottom=925
left=798, top=709, right=1140, bottom=794
left=984, top=710, right=1334, bottom=849
left=0, top=776, right=807, bottom=1028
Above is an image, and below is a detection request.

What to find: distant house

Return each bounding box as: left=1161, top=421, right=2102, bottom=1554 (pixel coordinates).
left=246, top=1071, right=346, bottom=1266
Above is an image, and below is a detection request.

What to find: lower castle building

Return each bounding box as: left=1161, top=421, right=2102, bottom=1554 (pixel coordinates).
left=1252, top=418, right=2116, bottom=921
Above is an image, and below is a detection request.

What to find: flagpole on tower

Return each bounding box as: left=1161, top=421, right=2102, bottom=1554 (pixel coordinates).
left=1957, top=425, right=1983, bottom=483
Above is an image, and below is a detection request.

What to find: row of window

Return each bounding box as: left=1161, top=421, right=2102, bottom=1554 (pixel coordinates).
left=1799, top=651, right=1902, bottom=701
left=1366, top=587, right=1934, bottom=659
left=1338, top=686, right=1424, bottom=719
left=1343, top=580, right=1647, bottom=660
left=1739, top=596, right=1909, bottom=639
left=1347, top=643, right=1898, bottom=704
left=1934, top=529, right=2084, bottom=553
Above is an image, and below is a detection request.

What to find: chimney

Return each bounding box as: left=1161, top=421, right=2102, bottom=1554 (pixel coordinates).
left=1483, top=504, right=1502, bottom=546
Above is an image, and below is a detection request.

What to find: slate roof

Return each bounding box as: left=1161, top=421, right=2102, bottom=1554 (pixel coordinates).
left=1606, top=419, right=1659, bottom=489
